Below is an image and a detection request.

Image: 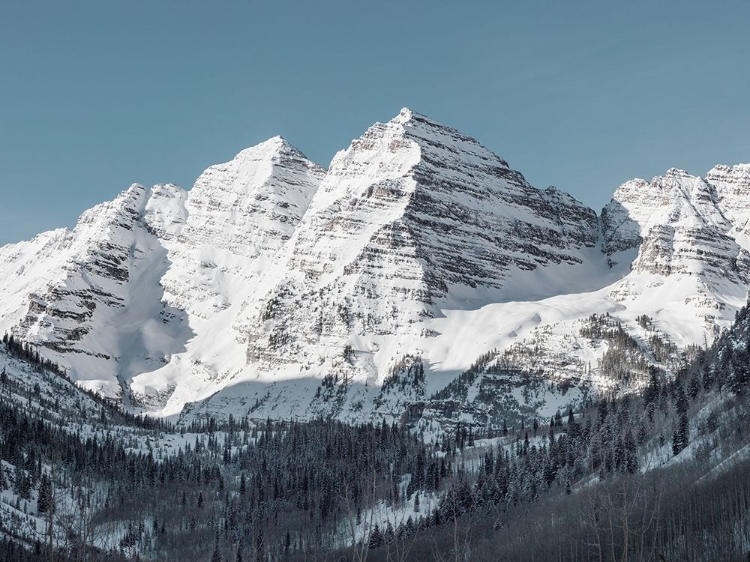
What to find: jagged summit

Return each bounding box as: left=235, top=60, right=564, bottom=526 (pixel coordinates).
left=232, top=135, right=318, bottom=166
left=203, top=135, right=324, bottom=197
left=391, top=107, right=417, bottom=123
left=664, top=167, right=692, bottom=178
left=385, top=107, right=514, bottom=172
left=388, top=107, right=448, bottom=127
left=708, top=162, right=750, bottom=183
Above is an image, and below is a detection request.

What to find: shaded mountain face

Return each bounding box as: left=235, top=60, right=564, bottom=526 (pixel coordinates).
left=0, top=109, right=748, bottom=423
left=0, top=137, right=324, bottom=403
left=0, top=184, right=190, bottom=397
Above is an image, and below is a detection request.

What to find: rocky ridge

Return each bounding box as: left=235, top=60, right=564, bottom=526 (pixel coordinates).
left=0, top=109, right=748, bottom=426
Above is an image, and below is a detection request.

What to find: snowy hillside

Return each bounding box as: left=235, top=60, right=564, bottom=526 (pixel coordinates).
left=1, top=109, right=749, bottom=425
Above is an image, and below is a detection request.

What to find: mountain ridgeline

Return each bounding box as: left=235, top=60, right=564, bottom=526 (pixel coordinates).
left=2, top=108, right=750, bottom=561
left=0, top=108, right=749, bottom=427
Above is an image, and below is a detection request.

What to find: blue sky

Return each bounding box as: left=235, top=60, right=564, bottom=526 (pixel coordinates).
left=1, top=1, right=748, bottom=245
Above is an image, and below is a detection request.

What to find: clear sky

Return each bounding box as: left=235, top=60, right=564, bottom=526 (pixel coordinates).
left=1, top=1, right=748, bottom=245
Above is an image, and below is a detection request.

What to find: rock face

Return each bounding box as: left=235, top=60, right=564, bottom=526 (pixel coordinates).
left=240, top=109, right=602, bottom=414
left=160, top=137, right=324, bottom=319
left=0, top=184, right=191, bottom=396
left=603, top=168, right=750, bottom=286
left=708, top=164, right=750, bottom=239
left=601, top=167, right=750, bottom=330
left=0, top=138, right=324, bottom=402
left=0, top=108, right=749, bottom=424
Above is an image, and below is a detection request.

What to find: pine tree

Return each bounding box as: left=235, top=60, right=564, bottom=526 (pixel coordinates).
left=385, top=522, right=395, bottom=544
left=623, top=430, right=639, bottom=474
left=688, top=374, right=701, bottom=399
left=36, top=473, right=52, bottom=514
left=730, top=347, right=750, bottom=394
left=368, top=525, right=383, bottom=549
left=672, top=409, right=689, bottom=456
left=211, top=534, right=222, bottom=562
left=236, top=539, right=243, bottom=562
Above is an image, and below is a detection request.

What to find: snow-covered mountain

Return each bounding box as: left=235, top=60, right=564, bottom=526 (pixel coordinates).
left=0, top=137, right=324, bottom=407
left=0, top=109, right=748, bottom=424
left=603, top=165, right=750, bottom=337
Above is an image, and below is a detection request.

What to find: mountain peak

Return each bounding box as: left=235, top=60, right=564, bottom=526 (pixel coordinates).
left=232, top=135, right=314, bottom=165
left=390, top=107, right=434, bottom=126
left=388, top=107, right=461, bottom=133
left=664, top=167, right=692, bottom=179
left=392, top=107, right=415, bottom=123
left=707, top=163, right=750, bottom=184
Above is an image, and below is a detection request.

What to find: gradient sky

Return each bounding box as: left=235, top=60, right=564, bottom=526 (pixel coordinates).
left=1, top=1, right=748, bottom=245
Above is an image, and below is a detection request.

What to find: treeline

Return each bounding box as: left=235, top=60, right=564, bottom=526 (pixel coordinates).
left=1, top=335, right=177, bottom=434
left=0, top=370, right=441, bottom=561
left=359, top=300, right=750, bottom=561
left=4, top=299, right=750, bottom=561
left=2, top=333, right=67, bottom=378
left=387, top=441, right=750, bottom=562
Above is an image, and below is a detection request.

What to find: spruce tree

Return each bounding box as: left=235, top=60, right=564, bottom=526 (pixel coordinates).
left=369, top=524, right=383, bottom=549
left=36, top=473, right=51, bottom=514
left=211, top=534, right=222, bottom=562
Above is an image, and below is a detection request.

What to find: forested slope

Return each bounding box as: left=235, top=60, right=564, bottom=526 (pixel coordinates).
left=3, top=300, right=750, bottom=560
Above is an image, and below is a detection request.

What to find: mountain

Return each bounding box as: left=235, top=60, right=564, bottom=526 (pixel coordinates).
left=0, top=137, right=324, bottom=410
left=0, top=109, right=748, bottom=425
left=2, top=112, right=750, bottom=560
left=0, top=184, right=188, bottom=398
left=232, top=108, right=606, bottom=419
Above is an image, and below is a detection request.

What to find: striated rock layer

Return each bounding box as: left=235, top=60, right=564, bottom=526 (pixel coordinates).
left=239, top=109, right=604, bottom=412
left=0, top=138, right=324, bottom=403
